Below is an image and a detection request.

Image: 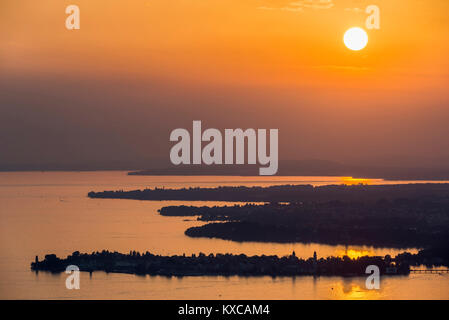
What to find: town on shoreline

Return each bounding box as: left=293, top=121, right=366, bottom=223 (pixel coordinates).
left=31, top=245, right=449, bottom=278
left=81, top=183, right=449, bottom=277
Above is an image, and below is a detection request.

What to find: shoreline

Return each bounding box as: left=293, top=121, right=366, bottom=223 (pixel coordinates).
left=2, top=170, right=449, bottom=182
left=31, top=251, right=416, bottom=277
left=89, top=184, right=449, bottom=248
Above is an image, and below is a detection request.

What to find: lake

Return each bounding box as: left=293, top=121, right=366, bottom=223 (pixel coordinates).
left=0, top=171, right=448, bottom=299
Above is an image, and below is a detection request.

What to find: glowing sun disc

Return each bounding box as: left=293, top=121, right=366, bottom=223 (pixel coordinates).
left=343, top=27, right=368, bottom=51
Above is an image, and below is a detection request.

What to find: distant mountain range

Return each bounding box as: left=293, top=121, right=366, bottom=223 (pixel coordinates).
left=128, top=159, right=449, bottom=180
left=3, top=159, right=449, bottom=180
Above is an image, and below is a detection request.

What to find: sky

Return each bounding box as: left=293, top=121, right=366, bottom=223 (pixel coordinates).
left=1, top=0, right=449, bottom=170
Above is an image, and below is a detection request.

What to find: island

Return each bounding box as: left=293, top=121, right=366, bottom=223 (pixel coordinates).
left=31, top=245, right=449, bottom=277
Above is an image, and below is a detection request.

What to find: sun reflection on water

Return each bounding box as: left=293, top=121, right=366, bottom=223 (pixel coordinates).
left=331, top=281, right=383, bottom=300
left=336, top=248, right=377, bottom=259
left=340, top=177, right=379, bottom=185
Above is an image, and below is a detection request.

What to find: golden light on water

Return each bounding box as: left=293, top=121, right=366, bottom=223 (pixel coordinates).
left=336, top=248, right=376, bottom=259
left=340, top=177, right=373, bottom=185
left=332, top=283, right=383, bottom=300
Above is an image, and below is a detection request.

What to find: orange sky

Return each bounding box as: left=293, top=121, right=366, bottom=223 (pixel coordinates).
left=1, top=1, right=449, bottom=168
left=2, top=1, right=448, bottom=88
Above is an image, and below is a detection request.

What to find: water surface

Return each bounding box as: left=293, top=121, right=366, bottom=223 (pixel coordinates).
left=0, top=172, right=448, bottom=299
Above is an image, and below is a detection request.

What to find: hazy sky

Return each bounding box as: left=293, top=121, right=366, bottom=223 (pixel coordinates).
left=1, top=0, right=449, bottom=169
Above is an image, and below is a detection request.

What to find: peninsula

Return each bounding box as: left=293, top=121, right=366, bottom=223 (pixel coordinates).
left=159, top=200, right=449, bottom=247
left=88, top=183, right=449, bottom=202
left=89, top=184, right=449, bottom=247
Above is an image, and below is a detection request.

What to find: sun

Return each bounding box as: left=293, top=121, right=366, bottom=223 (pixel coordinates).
left=343, top=27, right=368, bottom=51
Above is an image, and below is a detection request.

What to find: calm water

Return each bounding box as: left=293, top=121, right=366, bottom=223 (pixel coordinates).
left=0, top=171, right=448, bottom=299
